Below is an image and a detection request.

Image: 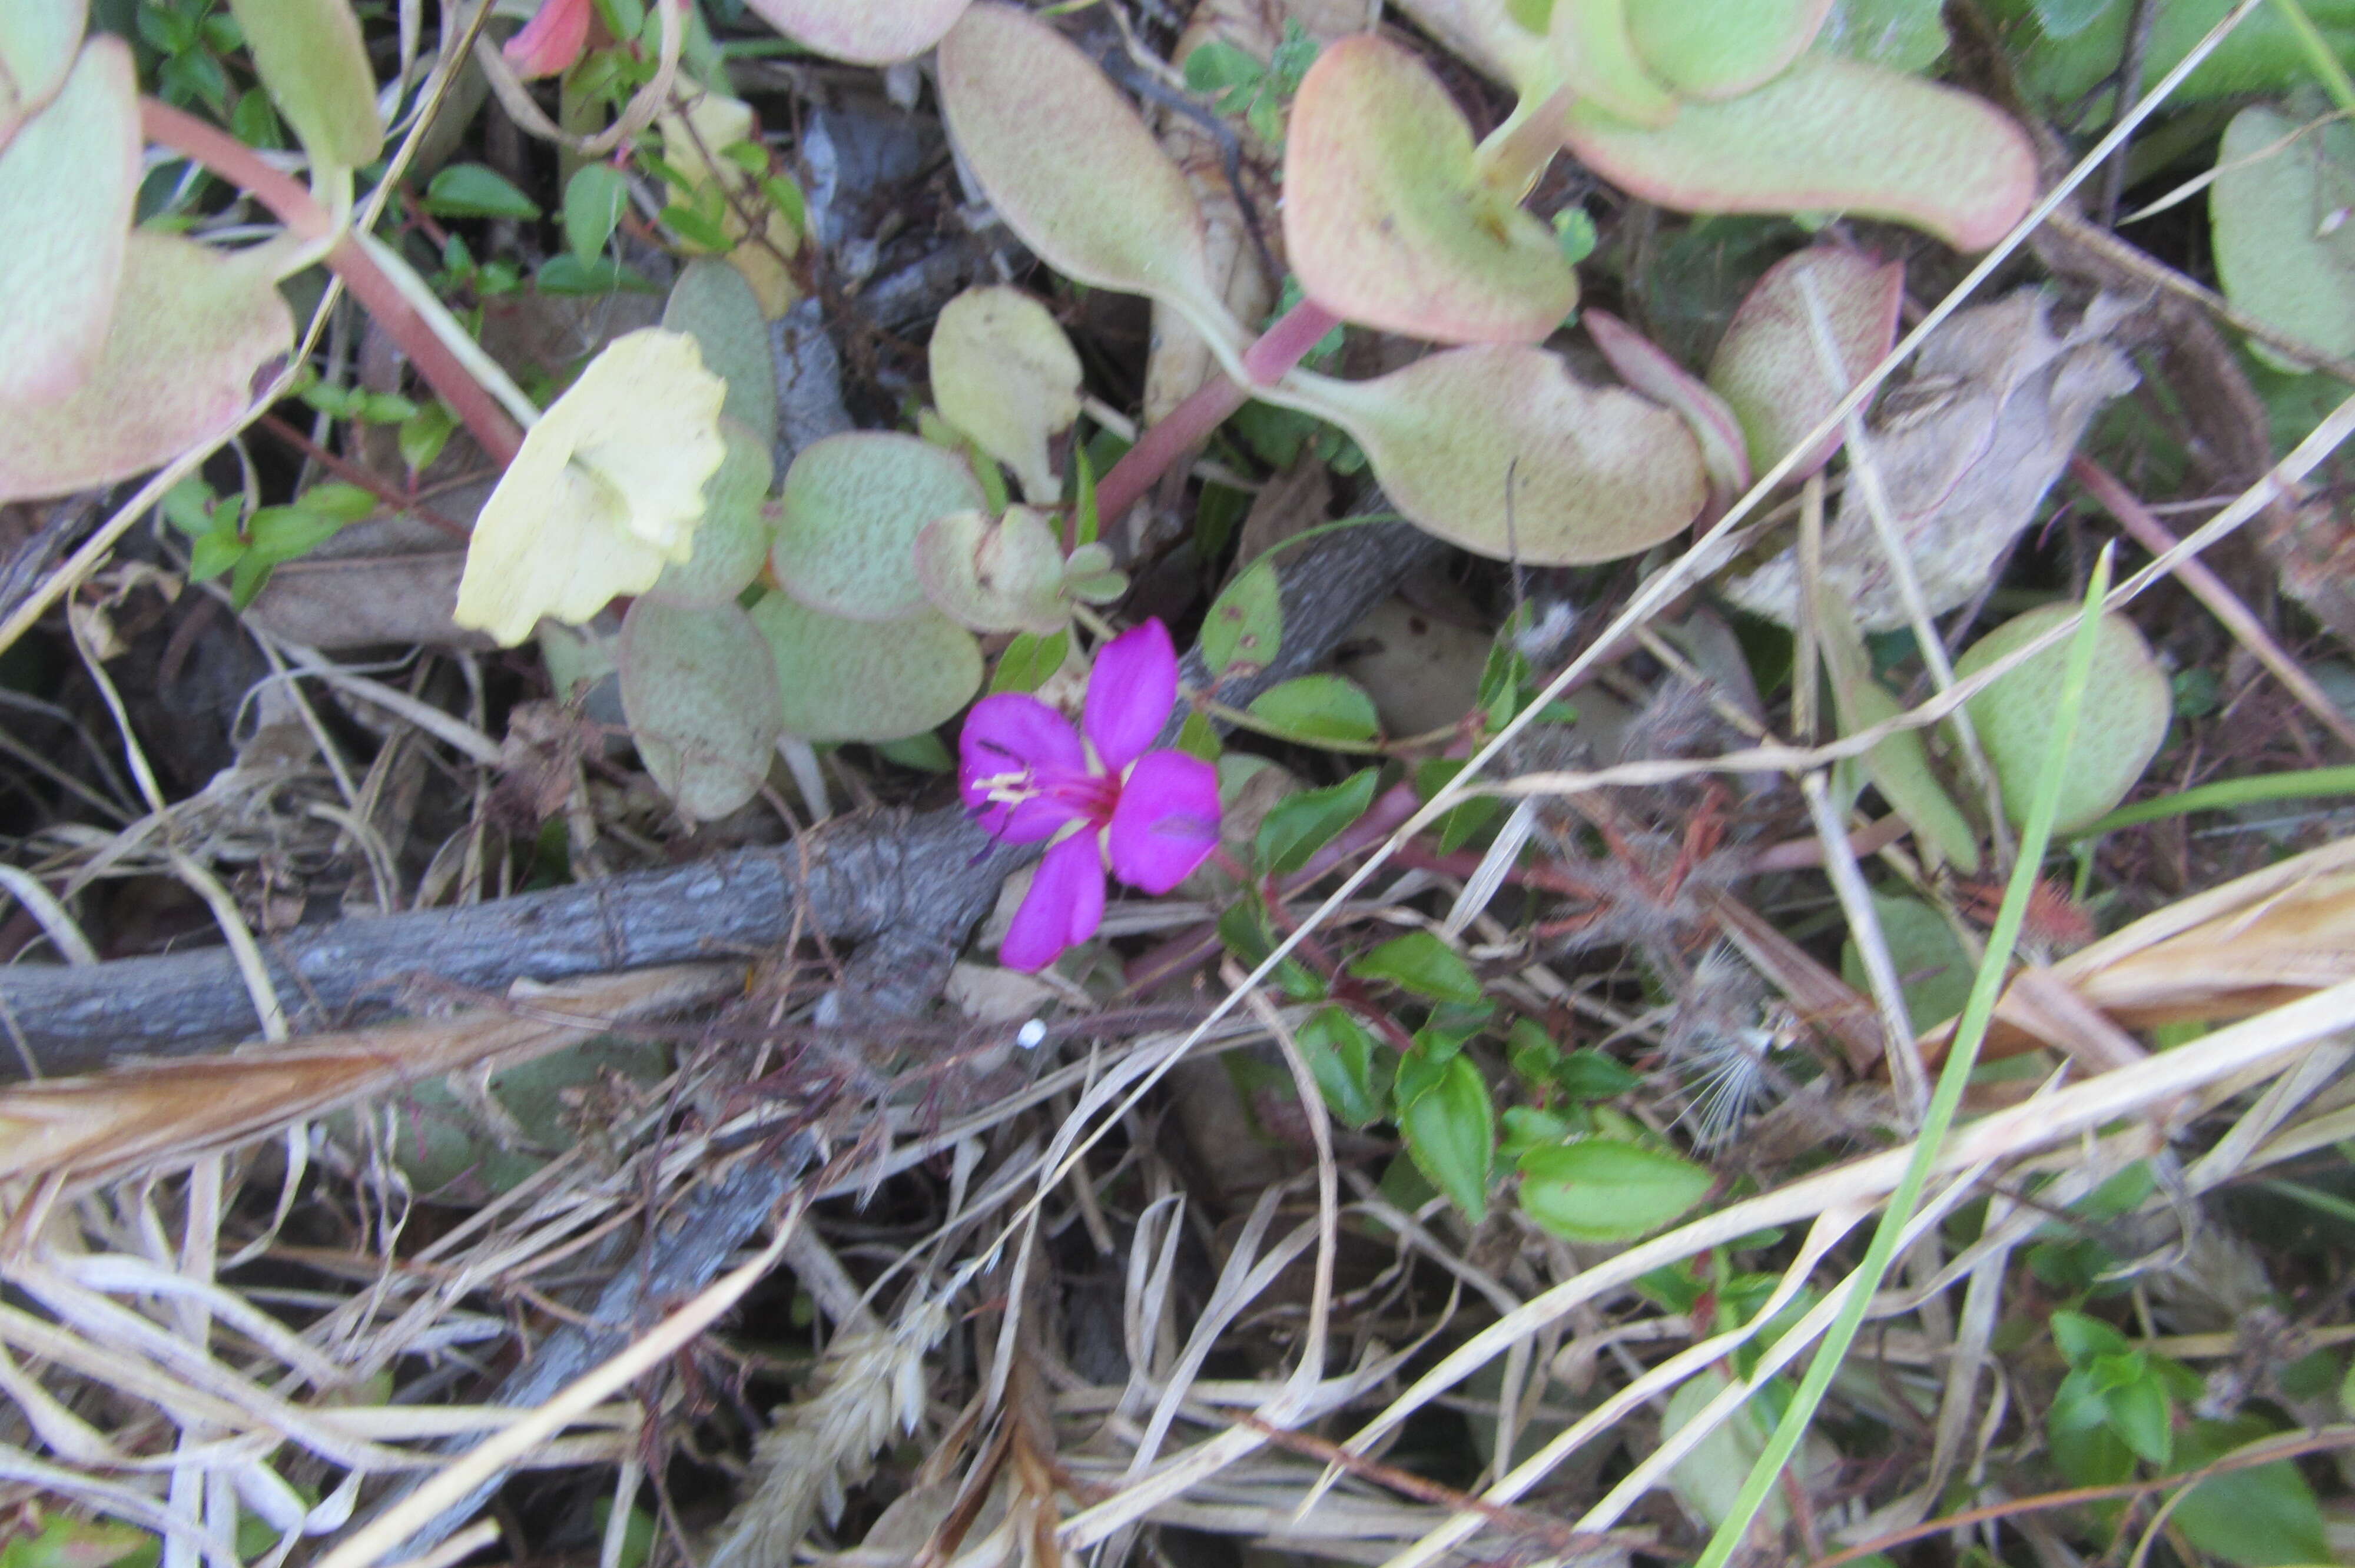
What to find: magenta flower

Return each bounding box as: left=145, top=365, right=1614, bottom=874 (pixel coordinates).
left=960, top=619, right=1221, bottom=971
left=504, top=0, right=592, bottom=79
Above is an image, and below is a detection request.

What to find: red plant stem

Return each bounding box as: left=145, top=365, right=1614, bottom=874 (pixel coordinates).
left=255, top=414, right=472, bottom=538
left=1093, top=297, right=1345, bottom=527
left=2069, top=453, right=2355, bottom=753
left=140, top=99, right=526, bottom=470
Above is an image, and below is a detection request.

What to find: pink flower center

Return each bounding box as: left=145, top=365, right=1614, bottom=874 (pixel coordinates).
left=971, top=764, right=1120, bottom=829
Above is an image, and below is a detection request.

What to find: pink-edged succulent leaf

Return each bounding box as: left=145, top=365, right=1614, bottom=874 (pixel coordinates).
left=1584, top=309, right=1750, bottom=506
left=771, top=431, right=986, bottom=623
left=0, top=230, right=291, bottom=502
left=0, top=35, right=135, bottom=403
left=748, top=591, right=983, bottom=744
left=618, top=597, right=785, bottom=823
left=0, top=0, right=86, bottom=146
left=1561, top=54, right=2037, bottom=250
left=936, top=4, right=1230, bottom=343
left=1624, top=0, right=1832, bottom=99
left=1706, top=246, right=1903, bottom=479
left=914, top=505, right=1071, bottom=635
left=1550, top=0, right=1678, bottom=127
left=744, top=0, right=969, bottom=65
left=1283, top=345, right=1706, bottom=565
left=224, top=0, right=384, bottom=168
left=1284, top=35, right=1577, bottom=344
left=503, top=0, right=592, bottom=79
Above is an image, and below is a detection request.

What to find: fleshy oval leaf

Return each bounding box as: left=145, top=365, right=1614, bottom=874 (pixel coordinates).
left=0, top=230, right=291, bottom=502
left=913, top=505, right=1070, bottom=635
left=937, top=4, right=1228, bottom=337
left=1955, top=604, right=2170, bottom=833
left=0, top=0, right=87, bottom=145
left=771, top=431, right=986, bottom=623
left=618, top=597, right=785, bottom=822
left=1706, top=245, right=1903, bottom=479
left=2210, top=104, right=2355, bottom=367
left=1624, top=0, right=1832, bottom=99
left=663, top=258, right=780, bottom=444
left=0, top=36, right=136, bottom=402
left=1284, top=35, right=1578, bottom=344
left=1550, top=0, right=1679, bottom=127
left=645, top=420, right=774, bottom=607
left=741, top=0, right=970, bottom=65
left=930, top=287, right=1082, bottom=504
left=224, top=0, right=384, bottom=168
left=1584, top=309, right=1750, bottom=504
left=1561, top=54, right=2037, bottom=250
left=1518, top=1138, right=1712, bottom=1242
left=748, top=592, right=984, bottom=743
left=1288, top=344, right=1707, bottom=565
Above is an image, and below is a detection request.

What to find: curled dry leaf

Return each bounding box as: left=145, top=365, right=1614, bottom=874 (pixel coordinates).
left=913, top=506, right=1069, bottom=635
left=0, top=34, right=135, bottom=403
left=748, top=591, right=983, bottom=744
left=2210, top=104, right=2355, bottom=367
left=1282, top=344, right=1707, bottom=564
left=929, top=286, right=1082, bottom=504
left=1723, top=289, right=2138, bottom=630
left=453, top=328, right=729, bottom=646
left=937, top=4, right=1236, bottom=352
left=769, top=431, right=985, bottom=623
left=1562, top=54, right=2038, bottom=251
left=1954, top=603, right=2169, bottom=833
left=0, top=229, right=291, bottom=502
left=742, top=0, right=971, bottom=65
left=1705, top=245, right=1902, bottom=479
left=223, top=0, right=384, bottom=169
left=1623, top=0, right=1832, bottom=100
left=1283, top=34, right=1578, bottom=343
left=619, top=597, right=785, bottom=822
left=0, top=0, right=87, bottom=147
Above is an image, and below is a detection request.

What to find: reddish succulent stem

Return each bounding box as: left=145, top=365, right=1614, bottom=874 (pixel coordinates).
left=141, top=99, right=526, bottom=471
left=1093, top=296, right=1345, bottom=527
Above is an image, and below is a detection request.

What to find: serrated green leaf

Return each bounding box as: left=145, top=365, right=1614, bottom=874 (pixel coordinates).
left=1400, top=1053, right=1493, bottom=1221
left=1203, top=559, right=1284, bottom=680
left=1299, top=1006, right=1385, bottom=1125
left=423, top=161, right=540, bottom=220
left=2172, top=1417, right=2328, bottom=1567
left=1350, top=929, right=1484, bottom=1005
left=992, top=628, right=1072, bottom=695
left=1517, top=1138, right=1713, bottom=1242
left=564, top=162, right=631, bottom=263
left=1246, top=673, right=1380, bottom=745
left=1255, top=768, right=1376, bottom=874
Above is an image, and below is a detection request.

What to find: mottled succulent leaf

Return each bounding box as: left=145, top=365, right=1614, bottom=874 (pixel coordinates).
left=1285, top=35, right=1577, bottom=343
left=930, top=287, right=1083, bottom=503
left=0, top=36, right=135, bottom=402
left=913, top=505, right=1070, bottom=634
left=1519, top=1138, right=1711, bottom=1241
left=0, top=0, right=85, bottom=145
left=1562, top=54, right=2037, bottom=250
left=1283, top=345, right=1706, bottom=565
left=1813, top=0, right=1948, bottom=71
left=663, top=258, right=779, bottom=443
left=748, top=592, right=983, bottom=743
left=771, top=431, right=986, bottom=623
left=0, top=230, right=291, bottom=502
left=2210, top=104, right=2355, bottom=367
left=645, top=420, right=774, bottom=607
left=619, top=598, right=785, bottom=822
left=1625, top=0, right=1831, bottom=99
left=1706, top=246, right=1903, bottom=477
left=937, top=4, right=1232, bottom=341
left=1584, top=309, right=1750, bottom=503
left=1550, top=0, right=1678, bottom=126
left=1956, top=604, right=2170, bottom=833
left=224, top=0, right=384, bottom=168
left=742, top=0, right=970, bottom=65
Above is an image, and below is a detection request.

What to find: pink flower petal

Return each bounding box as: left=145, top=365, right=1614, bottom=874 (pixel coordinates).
left=505, top=0, right=593, bottom=79
left=1001, top=832, right=1106, bottom=971
left=960, top=693, right=1095, bottom=843
left=1083, top=619, right=1178, bottom=773
left=1106, top=749, right=1220, bottom=895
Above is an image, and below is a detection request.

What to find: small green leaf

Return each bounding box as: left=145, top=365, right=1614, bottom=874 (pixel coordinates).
left=2051, top=1309, right=2131, bottom=1367
left=875, top=732, right=954, bottom=773
left=1399, top=1053, right=1494, bottom=1222
left=1246, top=673, right=1380, bottom=744
left=992, top=628, right=1071, bottom=694
left=188, top=529, right=246, bottom=582
left=1553, top=206, right=1598, bottom=266
left=2100, top=1366, right=2173, bottom=1467
left=565, top=163, right=632, bottom=263
left=245, top=504, right=349, bottom=564
left=1203, top=559, right=1284, bottom=680
left=225, top=0, right=384, bottom=167
left=1554, top=1048, right=1644, bottom=1100
left=1255, top=768, right=1377, bottom=875
left=2172, top=1417, right=2329, bottom=1567
left=1185, top=39, right=1266, bottom=95
left=1517, top=1139, right=1713, bottom=1242
left=424, top=162, right=543, bottom=220
left=161, top=479, right=218, bottom=537
left=1298, top=1006, right=1385, bottom=1125
left=398, top=401, right=456, bottom=474
left=1500, top=1105, right=1577, bottom=1164
left=1350, top=929, right=1484, bottom=1005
